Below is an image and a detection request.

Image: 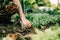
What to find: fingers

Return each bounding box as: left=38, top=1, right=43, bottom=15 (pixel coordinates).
left=26, top=22, right=31, bottom=29
left=28, top=22, right=31, bottom=28
left=22, top=19, right=31, bottom=29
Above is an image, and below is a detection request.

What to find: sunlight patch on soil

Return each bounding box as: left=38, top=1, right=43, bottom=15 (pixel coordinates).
left=30, top=26, right=60, bottom=40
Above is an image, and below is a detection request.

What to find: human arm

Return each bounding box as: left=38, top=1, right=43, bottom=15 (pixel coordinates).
left=12, top=0, right=31, bottom=28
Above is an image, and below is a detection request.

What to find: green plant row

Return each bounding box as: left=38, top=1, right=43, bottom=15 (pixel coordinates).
left=25, top=13, right=60, bottom=28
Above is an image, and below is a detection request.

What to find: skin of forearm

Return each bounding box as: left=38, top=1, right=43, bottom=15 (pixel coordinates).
left=13, top=0, right=25, bottom=20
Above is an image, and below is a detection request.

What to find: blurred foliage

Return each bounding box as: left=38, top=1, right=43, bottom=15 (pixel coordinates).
left=25, top=13, right=60, bottom=28
left=20, top=0, right=52, bottom=13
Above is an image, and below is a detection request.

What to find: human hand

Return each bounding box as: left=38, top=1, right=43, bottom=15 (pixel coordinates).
left=21, top=19, right=31, bottom=29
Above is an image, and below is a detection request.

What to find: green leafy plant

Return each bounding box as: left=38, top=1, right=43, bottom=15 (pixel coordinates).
left=25, top=13, right=60, bottom=28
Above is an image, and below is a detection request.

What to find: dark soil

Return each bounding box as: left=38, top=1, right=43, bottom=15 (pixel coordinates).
left=0, top=23, right=36, bottom=40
